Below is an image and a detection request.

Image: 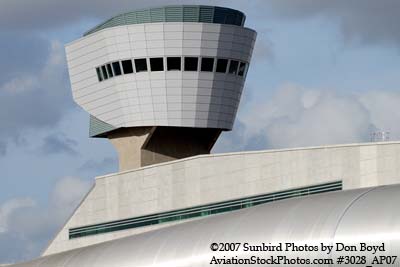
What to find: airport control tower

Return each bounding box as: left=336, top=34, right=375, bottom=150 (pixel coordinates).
left=9, top=6, right=400, bottom=265
left=66, top=5, right=256, bottom=171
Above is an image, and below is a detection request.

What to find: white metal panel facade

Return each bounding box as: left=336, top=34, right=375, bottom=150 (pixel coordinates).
left=66, top=22, right=256, bottom=130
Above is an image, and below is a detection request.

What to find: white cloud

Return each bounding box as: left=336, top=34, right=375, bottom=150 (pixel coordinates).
left=0, top=41, right=65, bottom=95
left=225, top=83, right=400, bottom=150
left=0, top=198, right=35, bottom=234
left=251, top=32, right=275, bottom=64
left=359, top=90, right=400, bottom=138
left=51, top=176, right=91, bottom=210
left=265, top=0, right=400, bottom=47
left=0, top=176, right=91, bottom=263
left=0, top=39, right=72, bottom=155
left=1, top=76, right=38, bottom=93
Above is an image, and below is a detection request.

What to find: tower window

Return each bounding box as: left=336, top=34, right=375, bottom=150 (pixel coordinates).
left=112, top=61, right=122, bottom=76
left=238, top=62, right=247, bottom=76
left=150, top=58, right=164, bottom=72
left=228, top=60, right=239, bottom=74
left=167, top=57, right=181, bottom=71
left=121, top=60, right=134, bottom=74
left=106, top=64, right=114, bottom=78
left=101, top=65, right=108, bottom=80
left=95, top=57, right=246, bottom=79
left=96, top=67, right=103, bottom=81
left=216, top=59, right=228, bottom=73
left=135, top=58, right=148, bottom=72
left=184, top=57, right=198, bottom=71
left=201, top=57, right=214, bottom=72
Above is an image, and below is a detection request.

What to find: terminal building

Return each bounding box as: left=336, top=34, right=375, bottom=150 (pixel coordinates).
left=10, top=5, right=400, bottom=267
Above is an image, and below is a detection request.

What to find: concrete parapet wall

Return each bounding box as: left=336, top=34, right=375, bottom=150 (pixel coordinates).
left=43, top=141, right=400, bottom=255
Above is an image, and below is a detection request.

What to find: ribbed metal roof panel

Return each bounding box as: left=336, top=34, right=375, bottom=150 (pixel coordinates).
left=84, top=5, right=246, bottom=36
left=89, top=115, right=116, bottom=137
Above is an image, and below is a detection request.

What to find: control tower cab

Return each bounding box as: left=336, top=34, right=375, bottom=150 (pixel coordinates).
left=66, top=5, right=257, bottom=171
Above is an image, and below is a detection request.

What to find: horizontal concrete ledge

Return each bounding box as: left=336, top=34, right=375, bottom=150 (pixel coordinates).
left=96, top=141, right=400, bottom=180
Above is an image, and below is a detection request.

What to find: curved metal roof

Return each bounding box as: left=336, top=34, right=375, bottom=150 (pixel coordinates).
left=10, top=184, right=400, bottom=267
left=84, top=5, right=246, bottom=36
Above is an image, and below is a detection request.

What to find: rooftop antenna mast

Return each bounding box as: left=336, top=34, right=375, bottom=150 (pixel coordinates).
left=371, top=131, right=390, bottom=142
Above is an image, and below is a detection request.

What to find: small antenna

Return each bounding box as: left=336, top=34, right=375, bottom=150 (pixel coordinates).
left=371, top=131, right=390, bottom=142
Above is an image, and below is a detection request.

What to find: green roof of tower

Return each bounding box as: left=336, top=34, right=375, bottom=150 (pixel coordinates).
left=84, top=5, right=246, bottom=36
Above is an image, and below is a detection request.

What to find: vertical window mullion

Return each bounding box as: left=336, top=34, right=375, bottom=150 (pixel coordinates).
left=101, top=65, right=108, bottom=80
left=96, top=67, right=103, bottom=81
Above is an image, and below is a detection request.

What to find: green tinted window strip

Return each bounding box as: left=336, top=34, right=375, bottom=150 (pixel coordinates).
left=72, top=192, right=334, bottom=236
left=84, top=5, right=245, bottom=36
left=69, top=182, right=341, bottom=234
left=69, top=181, right=342, bottom=238
left=69, top=182, right=342, bottom=234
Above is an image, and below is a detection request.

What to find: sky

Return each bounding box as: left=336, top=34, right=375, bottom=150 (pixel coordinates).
left=1, top=0, right=400, bottom=263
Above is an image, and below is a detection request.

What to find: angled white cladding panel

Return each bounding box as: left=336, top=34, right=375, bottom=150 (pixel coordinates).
left=66, top=22, right=256, bottom=130
left=42, top=142, right=400, bottom=256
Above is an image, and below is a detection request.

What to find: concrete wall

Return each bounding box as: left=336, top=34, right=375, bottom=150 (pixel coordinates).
left=66, top=22, right=256, bottom=130
left=140, top=126, right=221, bottom=168
left=108, top=127, right=153, bottom=170
left=43, top=142, right=400, bottom=256
left=108, top=126, right=221, bottom=171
